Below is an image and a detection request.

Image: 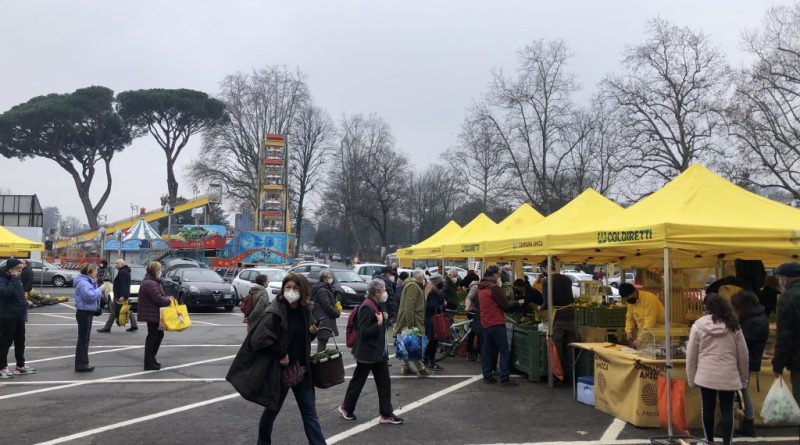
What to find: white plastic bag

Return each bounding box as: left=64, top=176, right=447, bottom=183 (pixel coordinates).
left=761, top=376, right=800, bottom=425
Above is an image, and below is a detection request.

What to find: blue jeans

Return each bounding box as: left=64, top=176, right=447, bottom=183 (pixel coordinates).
left=257, top=373, right=325, bottom=445
left=481, top=324, right=510, bottom=381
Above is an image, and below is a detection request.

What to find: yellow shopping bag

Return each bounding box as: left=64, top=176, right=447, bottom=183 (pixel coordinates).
left=117, top=302, right=131, bottom=326
left=160, top=299, right=192, bottom=332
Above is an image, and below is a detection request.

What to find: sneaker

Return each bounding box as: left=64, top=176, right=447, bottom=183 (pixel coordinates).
left=379, top=414, right=404, bottom=425
left=338, top=404, right=356, bottom=421
left=428, top=363, right=444, bottom=371
left=96, top=328, right=110, bottom=333
left=126, top=327, right=138, bottom=332
left=14, top=364, right=36, bottom=375
left=0, top=367, right=13, bottom=379
left=416, top=368, right=431, bottom=378
left=400, top=367, right=414, bottom=376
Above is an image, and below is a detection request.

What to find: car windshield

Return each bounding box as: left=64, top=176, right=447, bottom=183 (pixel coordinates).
left=263, top=270, right=286, bottom=282
left=182, top=269, right=224, bottom=283
left=129, top=267, right=146, bottom=283
left=334, top=270, right=363, bottom=282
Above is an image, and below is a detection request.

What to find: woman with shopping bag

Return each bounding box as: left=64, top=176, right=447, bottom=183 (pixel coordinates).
left=686, top=293, right=749, bottom=445
left=226, top=273, right=325, bottom=445
left=137, top=262, right=172, bottom=371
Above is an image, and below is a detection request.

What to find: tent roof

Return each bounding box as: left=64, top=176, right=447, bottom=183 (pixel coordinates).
left=447, top=203, right=543, bottom=258
left=549, top=164, right=800, bottom=267
left=0, top=226, right=44, bottom=253
left=397, top=220, right=461, bottom=259
left=483, top=188, right=623, bottom=258
left=440, top=213, right=498, bottom=258
left=123, top=218, right=163, bottom=242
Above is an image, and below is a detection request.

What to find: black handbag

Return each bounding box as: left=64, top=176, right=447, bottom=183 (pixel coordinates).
left=310, top=327, right=345, bottom=389
left=280, top=362, right=305, bottom=387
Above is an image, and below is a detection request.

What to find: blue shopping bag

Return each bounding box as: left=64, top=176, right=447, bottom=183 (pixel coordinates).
left=399, top=330, right=428, bottom=361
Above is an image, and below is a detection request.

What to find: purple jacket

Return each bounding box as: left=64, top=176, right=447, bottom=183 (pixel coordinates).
left=137, top=274, right=171, bottom=323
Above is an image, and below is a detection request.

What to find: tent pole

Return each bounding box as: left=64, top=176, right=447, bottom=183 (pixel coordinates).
left=547, top=255, right=554, bottom=388
left=664, top=247, right=673, bottom=436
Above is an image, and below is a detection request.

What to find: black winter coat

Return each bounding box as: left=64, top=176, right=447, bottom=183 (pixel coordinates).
left=20, top=267, right=33, bottom=293
left=773, top=280, right=800, bottom=374
left=226, top=299, right=315, bottom=410
left=352, top=298, right=386, bottom=363
left=0, top=271, right=26, bottom=319
left=759, top=287, right=779, bottom=318
left=739, top=305, right=769, bottom=372
left=312, top=281, right=340, bottom=339
left=113, top=265, right=132, bottom=300
left=442, top=278, right=459, bottom=311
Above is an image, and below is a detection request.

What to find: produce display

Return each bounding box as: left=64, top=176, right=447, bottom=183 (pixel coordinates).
left=573, top=302, right=627, bottom=328
left=310, top=348, right=341, bottom=364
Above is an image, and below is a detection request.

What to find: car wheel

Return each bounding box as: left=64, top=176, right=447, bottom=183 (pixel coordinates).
left=224, top=305, right=234, bottom=312
left=52, top=276, right=66, bottom=287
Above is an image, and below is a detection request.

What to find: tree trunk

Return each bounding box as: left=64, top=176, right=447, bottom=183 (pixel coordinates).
left=77, top=185, right=99, bottom=231
left=166, top=159, right=179, bottom=235
left=294, top=192, right=305, bottom=256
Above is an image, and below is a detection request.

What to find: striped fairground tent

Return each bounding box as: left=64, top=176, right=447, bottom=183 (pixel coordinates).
left=123, top=217, right=164, bottom=242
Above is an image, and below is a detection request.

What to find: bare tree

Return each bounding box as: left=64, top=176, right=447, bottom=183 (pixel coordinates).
left=602, top=18, right=731, bottom=186
left=288, top=105, right=334, bottom=254
left=444, top=108, right=511, bottom=212
left=188, top=66, right=309, bottom=212
left=407, top=165, right=463, bottom=242
left=479, top=39, right=581, bottom=214
left=727, top=5, right=800, bottom=199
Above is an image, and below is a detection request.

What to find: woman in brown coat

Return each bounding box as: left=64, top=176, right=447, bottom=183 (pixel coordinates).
left=137, top=262, right=172, bottom=370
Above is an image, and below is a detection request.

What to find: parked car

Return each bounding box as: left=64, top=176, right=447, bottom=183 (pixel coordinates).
left=307, top=268, right=368, bottom=307
left=288, top=262, right=329, bottom=276
left=608, top=272, right=637, bottom=288
left=162, top=258, right=208, bottom=273
left=353, top=263, right=387, bottom=281
left=0, top=259, right=78, bottom=287
left=331, top=253, right=342, bottom=261
left=561, top=271, right=620, bottom=299
left=161, top=267, right=237, bottom=311
left=232, top=267, right=287, bottom=302
left=109, top=265, right=146, bottom=312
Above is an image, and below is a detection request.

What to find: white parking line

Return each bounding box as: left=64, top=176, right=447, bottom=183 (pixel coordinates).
left=33, top=392, right=241, bottom=445
left=0, top=375, right=480, bottom=386
left=26, top=346, right=142, bottom=364
left=326, top=375, right=483, bottom=444
left=599, top=418, right=626, bottom=442
left=58, top=302, right=76, bottom=310
left=466, top=438, right=799, bottom=445
left=36, top=313, right=104, bottom=326
left=0, top=355, right=236, bottom=400
left=190, top=320, right=222, bottom=326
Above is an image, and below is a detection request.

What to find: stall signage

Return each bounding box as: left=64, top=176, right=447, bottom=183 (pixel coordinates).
left=460, top=243, right=479, bottom=253
left=597, top=229, right=654, bottom=245
left=513, top=239, right=543, bottom=249
left=791, top=230, right=800, bottom=245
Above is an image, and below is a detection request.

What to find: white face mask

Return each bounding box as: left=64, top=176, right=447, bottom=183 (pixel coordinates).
left=496, top=278, right=503, bottom=287
left=284, top=290, right=300, bottom=303
left=155, top=270, right=162, bottom=279
left=390, top=276, right=396, bottom=283
left=380, top=291, right=389, bottom=303
left=451, top=276, right=458, bottom=283
left=324, top=278, right=333, bottom=284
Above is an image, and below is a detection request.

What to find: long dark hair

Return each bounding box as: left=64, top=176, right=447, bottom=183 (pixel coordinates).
left=730, top=290, right=759, bottom=320
left=703, top=293, right=739, bottom=332
left=278, top=272, right=312, bottom=309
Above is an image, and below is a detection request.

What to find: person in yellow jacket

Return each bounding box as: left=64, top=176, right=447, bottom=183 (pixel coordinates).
left=619, top=283, right=665, bottom=343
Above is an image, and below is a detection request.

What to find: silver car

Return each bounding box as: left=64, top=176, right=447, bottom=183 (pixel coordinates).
left=0, top=259, right=78, bottom=287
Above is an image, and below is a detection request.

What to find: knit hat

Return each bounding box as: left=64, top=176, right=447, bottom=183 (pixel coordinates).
left=5, top=258, right=22, bottom=271
left=776, top=262, right=800, bottom=278
left=618, top=282, right=637, bottom=298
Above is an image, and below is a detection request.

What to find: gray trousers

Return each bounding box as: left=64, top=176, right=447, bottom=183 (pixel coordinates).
left=102, top=298, right=137, bottom=330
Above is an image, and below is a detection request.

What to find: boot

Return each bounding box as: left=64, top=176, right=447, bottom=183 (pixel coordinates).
left=736, top=418, right=756, bottom=438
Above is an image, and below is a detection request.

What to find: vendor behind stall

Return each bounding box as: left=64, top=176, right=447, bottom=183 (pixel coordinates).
left=619, top=283, right=665, bottom=343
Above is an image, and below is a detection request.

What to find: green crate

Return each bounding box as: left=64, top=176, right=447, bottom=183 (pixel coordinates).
left=575, top=350, right=595, bottom=378
left=511, top=326, right=547, bottom=382
left=584, top=306, right=627, bottom=328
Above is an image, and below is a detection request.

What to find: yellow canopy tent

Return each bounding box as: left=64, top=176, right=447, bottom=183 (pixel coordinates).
left=397, top=220, right=461, bottom=260
left=483, top=188, right=623, bottom=260
left=548, top=164, right=800, bottom=268
left=414, top=213, right=497, bottom=260
left=444, top=204, right=542, bottom=258
left=0, top=226, right=45, bottom=258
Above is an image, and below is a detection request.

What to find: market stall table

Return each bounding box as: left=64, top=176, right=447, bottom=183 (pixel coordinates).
left=570, top=342, right=781, bottom=428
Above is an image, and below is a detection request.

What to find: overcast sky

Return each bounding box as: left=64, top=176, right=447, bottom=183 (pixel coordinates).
left=0, top=0, right=782, bottom=225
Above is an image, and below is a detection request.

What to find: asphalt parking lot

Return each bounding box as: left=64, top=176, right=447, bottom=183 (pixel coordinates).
left=2, top=286, right=798, bottom=445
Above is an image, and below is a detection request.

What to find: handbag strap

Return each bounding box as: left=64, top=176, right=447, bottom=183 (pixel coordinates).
left=317, top=327, right=340, bottom=351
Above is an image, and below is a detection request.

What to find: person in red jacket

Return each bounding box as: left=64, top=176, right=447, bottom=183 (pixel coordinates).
left=478, top=266, right=524, bottom=386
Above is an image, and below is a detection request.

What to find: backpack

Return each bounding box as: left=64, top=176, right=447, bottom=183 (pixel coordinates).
left=241, top=288, right=256, bottom=318
left=345, top=298, right=380, bottom=348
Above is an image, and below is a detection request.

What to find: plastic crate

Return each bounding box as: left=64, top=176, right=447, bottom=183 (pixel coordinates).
left=511, top=325, right=547, bottom=382
left=584, top=306, right=627, bottom=328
